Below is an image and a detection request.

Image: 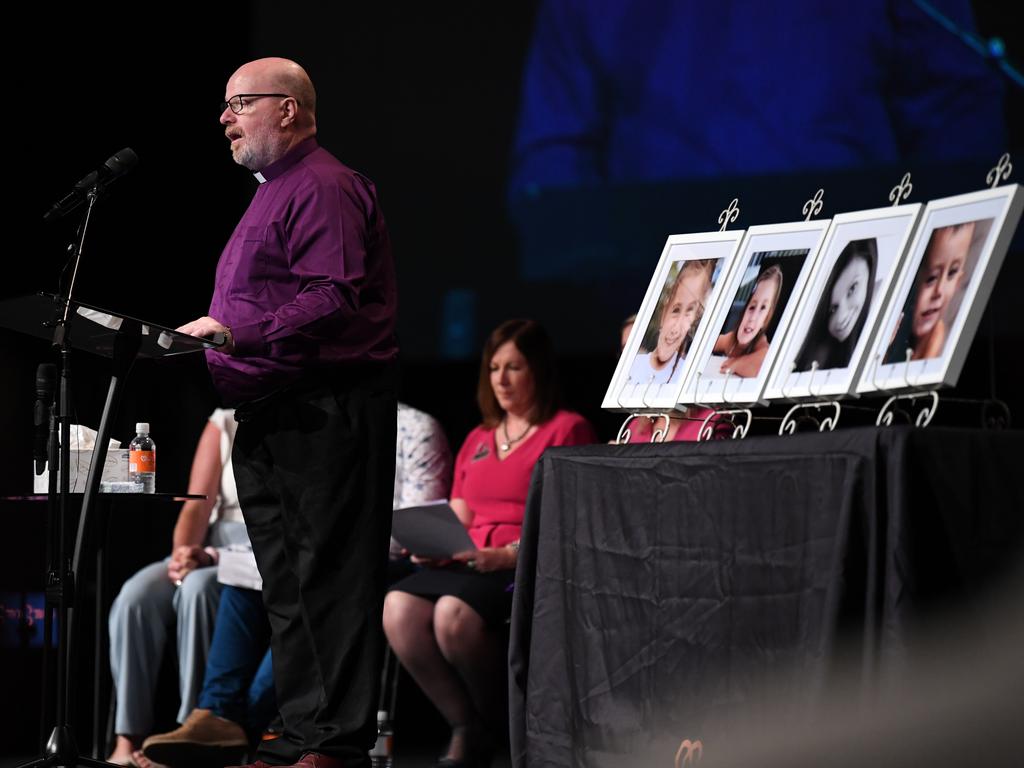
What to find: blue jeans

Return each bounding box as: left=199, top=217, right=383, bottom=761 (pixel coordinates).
left=197, top=585, right=275, bottom=734
left=199, top=561, right=416, bottom=736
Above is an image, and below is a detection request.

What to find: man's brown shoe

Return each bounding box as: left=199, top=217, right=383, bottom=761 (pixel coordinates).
left=142, top=708, right=249, bottom=767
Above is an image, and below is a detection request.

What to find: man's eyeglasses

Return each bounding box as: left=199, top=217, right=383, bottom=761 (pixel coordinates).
left=220, top=93, right=297, bottom=114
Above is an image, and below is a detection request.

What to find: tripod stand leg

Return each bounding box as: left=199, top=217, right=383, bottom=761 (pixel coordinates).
left=15, top=725, right=123, bottom=767
left=15, top=726, right=77, bottom=768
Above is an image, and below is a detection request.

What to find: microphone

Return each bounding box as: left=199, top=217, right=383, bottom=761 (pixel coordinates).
left=43, top=147, right=139, bottom=222
left=34, top=363, right=56, bottom=475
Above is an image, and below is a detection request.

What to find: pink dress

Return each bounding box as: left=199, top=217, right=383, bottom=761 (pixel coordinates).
left=622, top=407, right=718, bottom=443
left=453, top=410, right=598, bottom=548
left=389, top=409, right=597, bottom=625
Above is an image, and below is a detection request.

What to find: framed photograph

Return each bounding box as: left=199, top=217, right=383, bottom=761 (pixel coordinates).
left=763, top=204, right=923, bottom=400
left=602, top=230, right=745, bottom=411
left=858, top=184, right=1023, bottom=393
left=678, top=219, right=830, bottom=406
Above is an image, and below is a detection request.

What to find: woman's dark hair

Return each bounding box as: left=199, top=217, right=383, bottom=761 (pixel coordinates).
left=795, top=238, right=877, bottom=372
left=477, top=319, right=561, bottom=428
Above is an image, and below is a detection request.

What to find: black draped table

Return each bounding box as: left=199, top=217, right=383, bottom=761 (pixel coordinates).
left=509, top=427, right=1024, bottom=768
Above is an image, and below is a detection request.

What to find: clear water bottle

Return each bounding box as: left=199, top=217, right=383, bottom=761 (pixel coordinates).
left=128, top=422, right=156, bottom=493
left=369, top=709, right=393, bottom=767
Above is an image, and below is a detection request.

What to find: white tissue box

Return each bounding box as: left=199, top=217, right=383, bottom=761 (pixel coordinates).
left=34, top=449, right=129, bottom=493
left=100, top=481, right=145, bottom=493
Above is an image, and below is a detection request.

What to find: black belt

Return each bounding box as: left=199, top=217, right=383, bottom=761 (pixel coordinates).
left=234, top=360, right=398, bottom=423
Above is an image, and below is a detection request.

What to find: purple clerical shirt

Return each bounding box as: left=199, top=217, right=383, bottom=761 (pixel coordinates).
left=206, top=137, right=397, bottom=405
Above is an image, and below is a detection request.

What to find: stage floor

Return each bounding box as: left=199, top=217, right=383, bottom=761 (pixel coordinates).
left=0, top=750, right=513, bottom=768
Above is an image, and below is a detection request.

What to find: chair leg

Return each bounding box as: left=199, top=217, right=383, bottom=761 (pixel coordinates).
left=104, top=686, right=116, bottom=758
left=377, top=642, right=401, bottom=719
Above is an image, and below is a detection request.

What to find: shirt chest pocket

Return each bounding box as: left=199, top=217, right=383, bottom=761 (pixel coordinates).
left=228, top=225, right=285, bottom=297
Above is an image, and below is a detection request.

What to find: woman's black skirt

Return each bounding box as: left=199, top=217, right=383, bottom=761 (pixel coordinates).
left=389, top=567, right=516, bottom=628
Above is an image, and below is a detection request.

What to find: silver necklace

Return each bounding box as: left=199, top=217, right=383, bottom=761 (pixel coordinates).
left=500, top=418, right=531, bottom=452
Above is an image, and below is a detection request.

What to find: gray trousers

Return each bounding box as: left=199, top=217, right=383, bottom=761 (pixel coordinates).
left=108, top=520, right=249, bottom=735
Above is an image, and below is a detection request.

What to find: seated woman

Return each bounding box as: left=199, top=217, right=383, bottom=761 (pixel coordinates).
left=383, top=319, right=597, bottom=767
left=618, top=407, right=725, bottom=443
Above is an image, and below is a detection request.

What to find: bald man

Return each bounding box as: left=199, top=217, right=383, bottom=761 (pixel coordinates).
left=178, top=58, right=398, bottom=768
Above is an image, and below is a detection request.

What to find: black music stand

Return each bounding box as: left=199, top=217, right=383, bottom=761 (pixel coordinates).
left=0, top=291, right=222, bottom=767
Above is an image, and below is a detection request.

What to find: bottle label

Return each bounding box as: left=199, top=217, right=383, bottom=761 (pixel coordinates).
left=129, top=450, right=155, bottom=473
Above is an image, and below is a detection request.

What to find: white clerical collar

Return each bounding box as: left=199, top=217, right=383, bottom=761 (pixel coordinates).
left=253, top=172, right=267, bottom=184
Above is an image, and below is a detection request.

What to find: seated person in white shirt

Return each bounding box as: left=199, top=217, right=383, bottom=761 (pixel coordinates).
left=137, top=403, right=452, bottom=767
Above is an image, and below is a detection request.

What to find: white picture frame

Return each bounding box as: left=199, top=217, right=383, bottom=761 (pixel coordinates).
left=763, top=204, right=923, bottom=400
left=602, top=230, right=745, bottom=412
left=678, top=219, right=831, bottom=406
left=858, top=184, right=1023, bottom=393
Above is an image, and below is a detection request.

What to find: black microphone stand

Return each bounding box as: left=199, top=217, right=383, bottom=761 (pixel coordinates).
left=21, top=186, right=120, bottom=768
left=2, top=147, right=215, bottom=767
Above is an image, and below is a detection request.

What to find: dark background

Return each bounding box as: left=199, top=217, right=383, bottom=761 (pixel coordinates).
left=1, top=1, right=1021, bottom=759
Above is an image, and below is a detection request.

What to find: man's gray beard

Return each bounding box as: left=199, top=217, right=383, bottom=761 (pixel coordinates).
left=233, top=132, right=287, bottom=171
left=233, top=143, right=265, bottom=171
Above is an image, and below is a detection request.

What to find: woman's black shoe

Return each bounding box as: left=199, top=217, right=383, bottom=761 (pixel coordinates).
left=433, top=724, right=493, bottom=768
